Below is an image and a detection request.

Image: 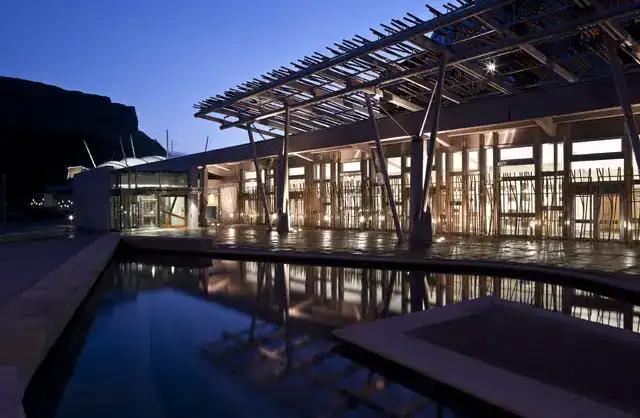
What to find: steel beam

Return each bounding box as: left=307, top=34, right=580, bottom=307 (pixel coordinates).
left=365, top=95, right=403, bottom=242
left=196, top=0, right=517, bottom=116
left=421, top=56, right=448, bottom=217
left=607, top=37, right=640, bottom=173
left=247, top=126, right=272, bottom=228
left=576, top=0, right=640, bottom=65
left=536, top=117, right=557, bottom=136
left=473, top=14, right=577, bottom=83
left=218, top=1, right=640, bottom=131
left=405, top=33, right=517, bottom=94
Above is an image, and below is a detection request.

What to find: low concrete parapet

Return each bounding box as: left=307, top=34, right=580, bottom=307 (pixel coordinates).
left=0, top=233, right=120, bottom=418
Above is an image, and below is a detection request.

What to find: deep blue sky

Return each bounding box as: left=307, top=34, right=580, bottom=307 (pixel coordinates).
left=2, top=0, right=445, bottom=154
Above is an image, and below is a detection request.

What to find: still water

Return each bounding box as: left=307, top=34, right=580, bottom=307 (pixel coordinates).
left=24, top=253, right=640, bottom=418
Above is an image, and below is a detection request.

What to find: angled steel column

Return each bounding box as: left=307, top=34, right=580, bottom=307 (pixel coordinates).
left=277, top=106, right=291, bottom=233
left=365, top=94, right=403, bottom=242
left=421, top=55, right=449, bottom=216
left=410, top=75, right=438, bottom=228
left=247, top=126, right=271, bottom=227
left=607, top=37, right=640, bottom=172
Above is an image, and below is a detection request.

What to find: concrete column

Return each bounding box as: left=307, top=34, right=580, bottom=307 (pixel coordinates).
left=534, top=133, right=543, bottom=238
left=445, top=152, right=452, bottom=233
left=198, top=166, right=208, bottom=227
left=276, top=107, right=291, bottom=234
left=360, top=157, right=367, bottom=228
left=492, top=133, right=501, bottom=236
left=332, top=156, right=339, bottom=228
left=410, top=135, right=425, bottom=228
left=479, top=134, right=487, bottom=235
left=435, top=150, right=443, bottom=233
left=187, top=166, right=198, bottom=229
left=622, top=132, right=633, bottom=243
left=563, top=125, right=572, bottom=238
left=462, top=138, right=469, bottom=234
left=400, top=147, right=408, bottom=230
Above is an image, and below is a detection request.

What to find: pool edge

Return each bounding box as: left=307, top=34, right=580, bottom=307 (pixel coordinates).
left=0, top=233, right=120, bottom=418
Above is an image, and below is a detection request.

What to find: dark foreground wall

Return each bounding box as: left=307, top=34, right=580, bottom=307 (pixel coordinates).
left=0, top=77, right=165, bottom=204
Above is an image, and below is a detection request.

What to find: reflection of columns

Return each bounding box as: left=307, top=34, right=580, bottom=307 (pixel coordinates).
left=409, top=271, right=427, bottom=312
left=534, top=282, right=544, bottom=308
left=274, top=263, right=291, bottom=370
left=366, top=95, right=403, bottom=241
left=436, top=275, right=444, bottom=307
left=361, top=269, right=369, bottom=319
left=623, top=303, right=633, bottom=331
left=276, top=106, right=291, bottom=234
left=562, top=286, right=572, bottom=315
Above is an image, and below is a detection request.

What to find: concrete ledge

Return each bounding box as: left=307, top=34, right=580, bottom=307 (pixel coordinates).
left=122, top=235, right=640, bottom=305
left=334, top=297, right=640, bottom=418
left=0, top=233, right=120, bottom=417
left=0, top=228, right=71, bottom=245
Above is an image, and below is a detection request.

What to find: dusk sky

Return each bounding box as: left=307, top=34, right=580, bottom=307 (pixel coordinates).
left=2, top=0, right=446, bottom=154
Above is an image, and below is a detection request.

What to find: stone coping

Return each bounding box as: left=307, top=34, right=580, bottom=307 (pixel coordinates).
left=0, top=233, right=120, bottom=418
left=333, top=297, right=639, bottom=418
left=0, top=228, right=71, bottom=245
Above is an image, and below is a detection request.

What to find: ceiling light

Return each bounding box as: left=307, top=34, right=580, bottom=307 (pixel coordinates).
left=486, top=61, right=497, bottom=73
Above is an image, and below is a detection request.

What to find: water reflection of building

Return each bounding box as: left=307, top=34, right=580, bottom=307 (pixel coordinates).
left=196, top=261, right=640, bottom=333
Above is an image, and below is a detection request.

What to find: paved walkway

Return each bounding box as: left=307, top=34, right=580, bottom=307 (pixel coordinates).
left=126, top=225, right=640, bottom=276
left=0, top=232, right=99, bottom=309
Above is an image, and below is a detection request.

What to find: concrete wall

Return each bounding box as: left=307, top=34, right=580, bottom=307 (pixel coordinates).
left=73, top=167, right=112, bottom=231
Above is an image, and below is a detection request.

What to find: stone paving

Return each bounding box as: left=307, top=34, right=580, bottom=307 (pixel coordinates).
left=0, top=232, right=99, bottom=310
left=126, top=225, right=640, bottom=277
left=0, top=233, right=120, bottom=418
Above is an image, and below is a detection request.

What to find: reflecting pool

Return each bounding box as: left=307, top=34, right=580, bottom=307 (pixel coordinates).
left=24, top=253, right=640, bottom=418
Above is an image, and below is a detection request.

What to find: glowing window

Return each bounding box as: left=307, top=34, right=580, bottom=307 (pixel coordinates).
left=289, top=167, right=305, bottom=176
left=573, top=138, right=621, bottom=155
left=500, top=146, right=533, bottom=160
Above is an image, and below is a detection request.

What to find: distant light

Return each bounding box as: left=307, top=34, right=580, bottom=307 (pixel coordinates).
left=324, top=214, right=330, bottom=222
left=486, top=61, right=497, bottom=73
left=436, top=236, right=445, bottom=243
left=151, top=266, right=156, bottom=278
left=68, top=214, right=74, bottom=221
left=359, top=215, right=365, bottom=223
left=171, top=266, right=175, bottom=274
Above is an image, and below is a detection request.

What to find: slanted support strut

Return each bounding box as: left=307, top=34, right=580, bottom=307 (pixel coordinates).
left=607, top=37, right=640, bottom=173
left=247, top=125, right=271, bottom=229
left=365, top=94, right=404, bottom=242
left=410, top=54, right=448, bottom=246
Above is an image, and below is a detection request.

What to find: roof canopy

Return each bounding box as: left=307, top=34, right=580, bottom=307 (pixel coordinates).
left=194, top=0, right=640, bottom=139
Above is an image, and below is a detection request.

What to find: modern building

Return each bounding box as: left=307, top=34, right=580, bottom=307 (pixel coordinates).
left=74, top=0, right=640, bottom=244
